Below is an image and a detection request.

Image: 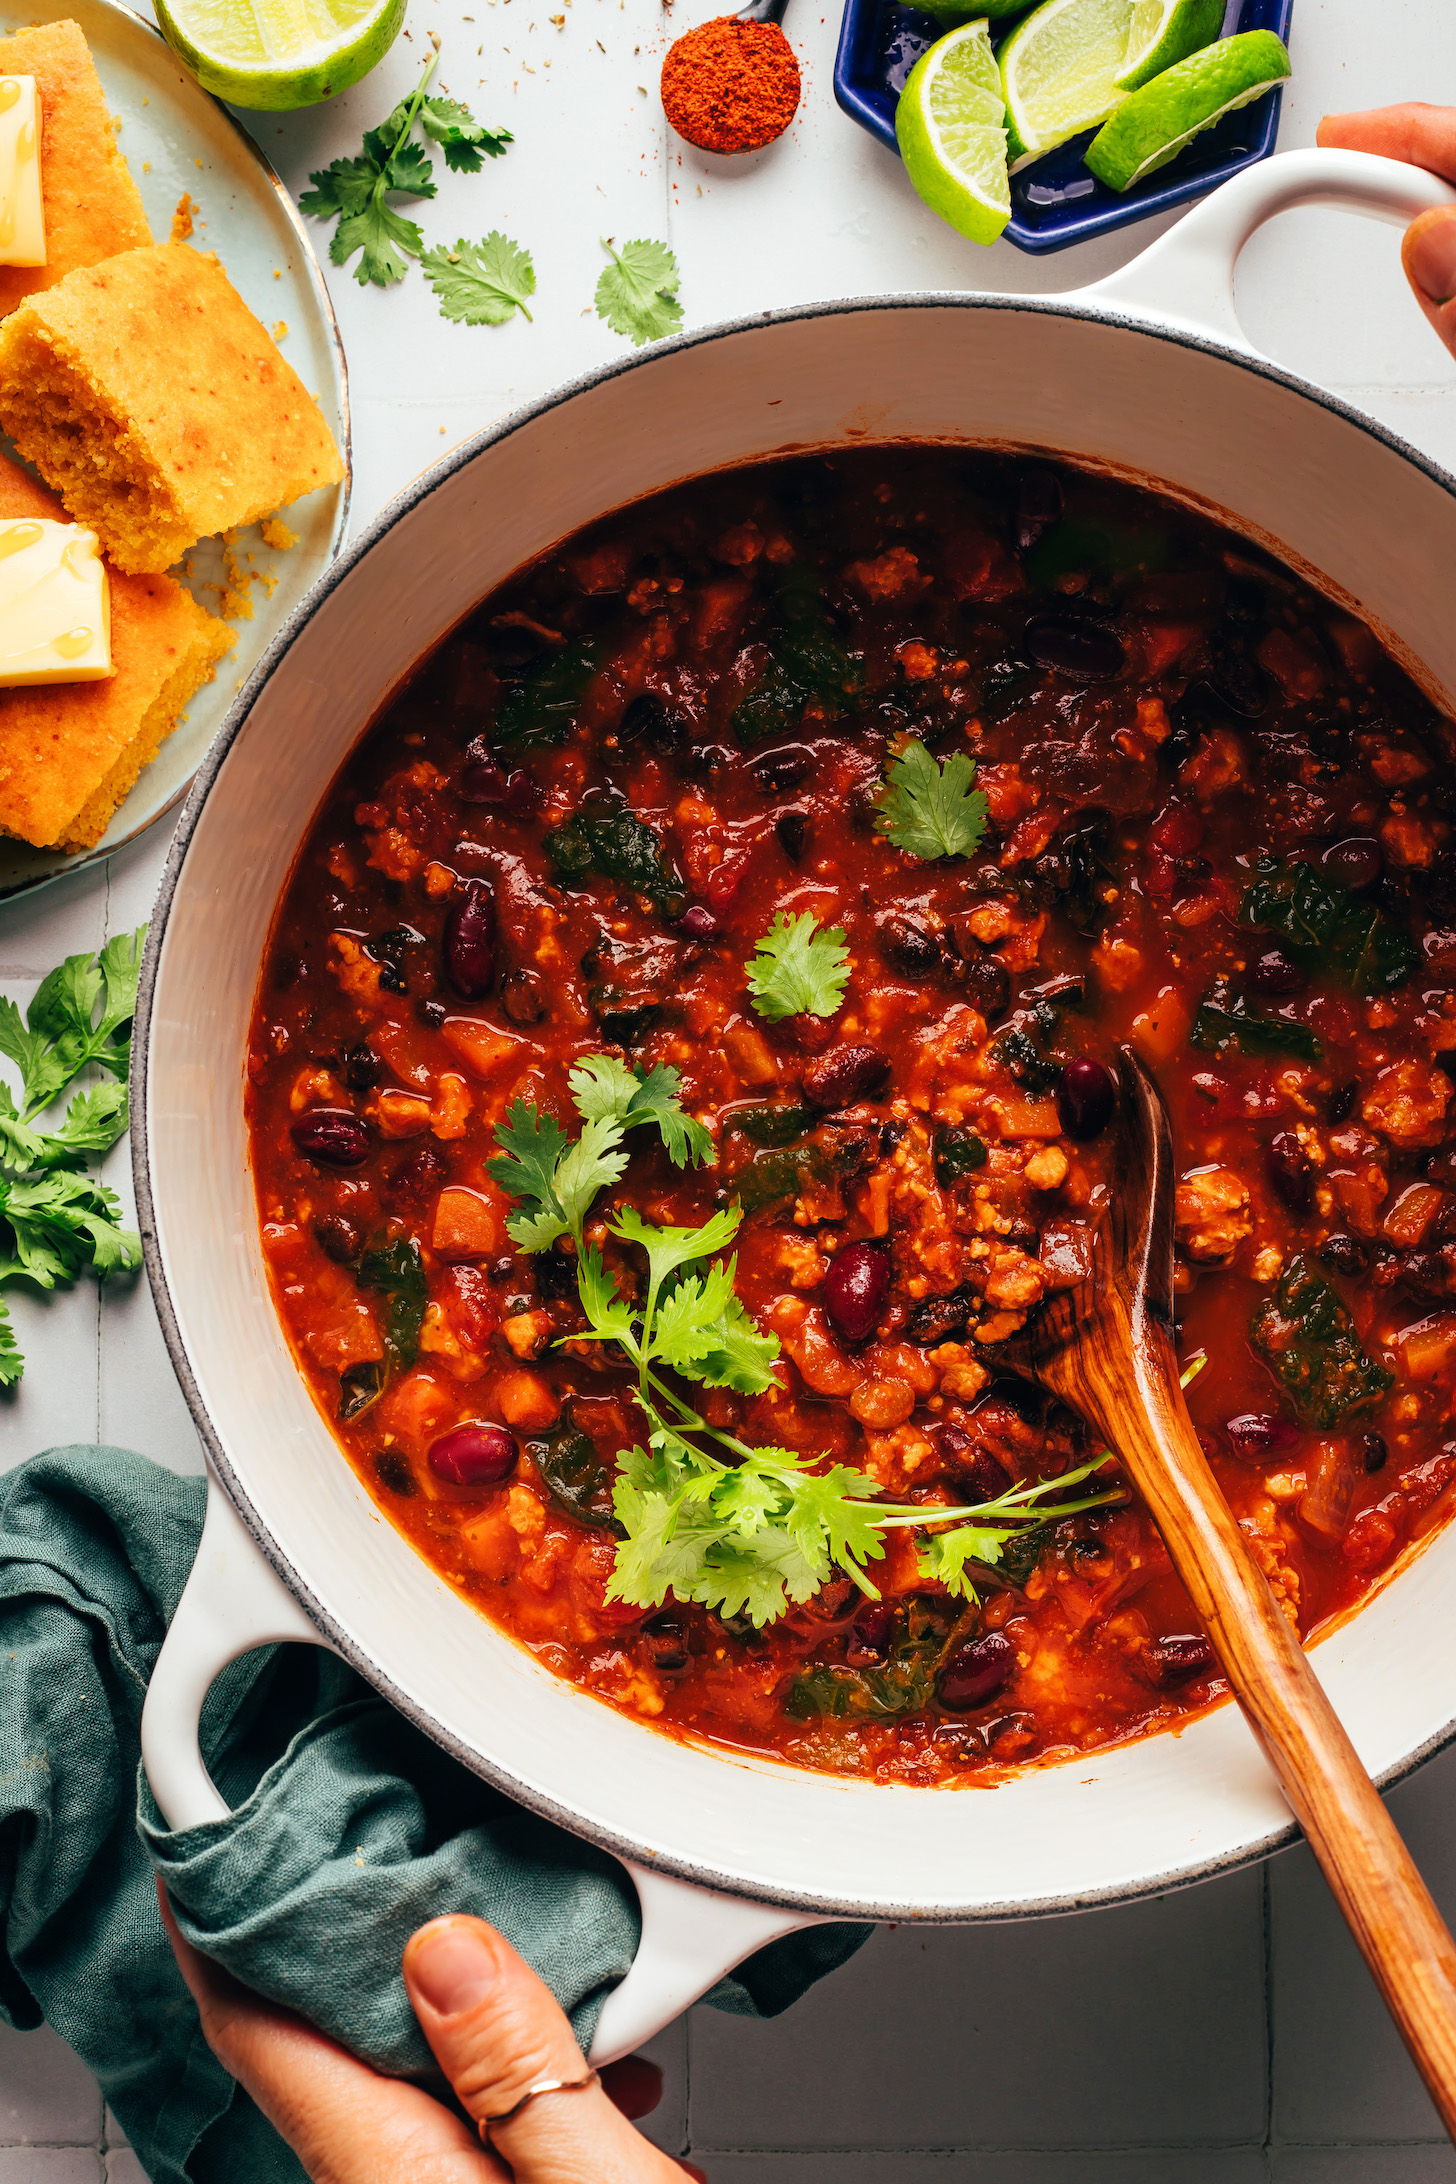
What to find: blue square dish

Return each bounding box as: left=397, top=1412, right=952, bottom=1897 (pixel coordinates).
left=832, top=0, right=1294, bottom=253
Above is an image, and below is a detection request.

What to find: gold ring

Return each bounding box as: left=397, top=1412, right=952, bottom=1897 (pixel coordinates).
left=478, top=2068, right=601, bottom=2142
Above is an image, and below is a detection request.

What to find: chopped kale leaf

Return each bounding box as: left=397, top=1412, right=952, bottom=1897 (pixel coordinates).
left=731, top=570, right=864, bottom=748
left=733, top=1144, right=829, bottom=1216
left=934, top=1127, right=988, bottom=1186
left=545, top=803, right=684, bottom=916
left=528, top=1410, right=622, bottom=1531
left=729, top=1103, right=815, bottom=1148
left=1240, top=860, right=1419, bottom=995
left=1190, top=986, right=1323, bottom=1061
left=358, top=1236, right=428, bottom=1374
left=783, top=1602, right=945, bottom=1723
left=493, top=638, right=599, bottom=750
left=1251, top=1255, right=1393, bottom=1427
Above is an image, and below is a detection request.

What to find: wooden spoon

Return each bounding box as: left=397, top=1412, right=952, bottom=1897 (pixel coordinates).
left=989, top=1044, right=1456, bottom=2134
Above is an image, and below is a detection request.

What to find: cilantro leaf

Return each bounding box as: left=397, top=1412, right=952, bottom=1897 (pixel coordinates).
left=744, top=911, right=851, bottom=1022
left=0, top=928, right=143, bottom=1121
left=609, top=1203, right=741, bottom=1292
left=917, top=1523, right=1019, bottom=1601
left=420, top=94, right=512, bottom=171
left=595, top=238, right=683, bottom=347
left=650, top=1257, right=778, bottom=1392
left=488, top=1102, right=628, bottom=1252
left=569, top=1055, right=715, bottom=1169
left=0, top=1171, right=140, bottom=1288
left=874, top=738, right=989, bottom=862
left=421, top=232, right=535, bottom=325
left=332, top=197, right=426, bottom=288
left=0, top=1299, right=22, bottom=1387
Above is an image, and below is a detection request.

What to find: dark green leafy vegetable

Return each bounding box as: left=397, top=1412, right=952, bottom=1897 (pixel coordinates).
left=731, top=570, right=864, bottom=748
left=1251, top=1255, right=1393, bottom=1427
left=528, top=1411, right=622, bottom=1531
left=544, top=802, right=684, bottom=915
left=339, top=1361, right=386, bottom=1423
left=993, top=1024, right=1064, bottom=1095
left=1026, top=517, right=1170, bottom=589
left=784, top=1603, right=945, bottom=1722
left=0, top=927, right=143, bottom=1121
left=934, top=1127, right=988, bottom=1186
left=729, top=1104, right=814, bottom=1148
left=493, top=639, right=599, bottom=751
left=374, top=1446, right=416, bottom=1495
left=358, top=1237, right=428, bottom=1374
left=734, top=1145, right=828, bottom=1215
left=588, top=990, right=661, bottom=1045
left=1240, top=860, right=1419, bottom=995
left=1190, top=987, right=1323, bottom=1061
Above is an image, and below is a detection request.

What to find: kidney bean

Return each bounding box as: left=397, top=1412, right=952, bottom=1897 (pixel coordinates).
left=1319, top=1231, right=1368, bottom=1276
left=823, top=1239, right=890, bottom=1344
left=1251, top=947, right=1307, bottom=995
left=640, top=1611, right=689, bottom=1670
left=845, top=1600, right=895, bottom=1666
left=505, top=771, right=545, bottom=818
left=941, top=1425, right=1012, bottom=1504
left=291, top=1109, right=370, bottom=1167
left=1025, top=615, right=1126, bottom=681
left=428, top=1423, right=518, bottom=1487
left=955, top=949, right=1011, bottom=1022
left=803, top=1044, right=891, bottom=1111
left=1058, top=1055, right=1115, bottom=1140
left=938, top=1629, right=1016, bottom=1711
left=1267, top=1130, right=1312, bottom=1211
left=1362, top=1432, right=1389, bottom=1474
left=314, top=1214, right=361, bottom=1263
left=880, top=916, right=941, bottom=977
left=460, top=759, right=509, bottom=803
left=1323, top=836, right=1382, bottom=892
left=1149, top=1634, right=1216, bottom=1682
left=754, top=744, right=814, bottom=792
left=1226, top=1413, right=1301, bottom=1460
left=444, top=879, right=495, bottom=999
left=677, top=904, right=719, bottom=941
left=706, top=859, right=745, bottom=914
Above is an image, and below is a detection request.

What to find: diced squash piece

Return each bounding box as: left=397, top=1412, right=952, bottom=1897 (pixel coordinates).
left=441, top=1016, right=524, bottom=1081
left=433, top=1185, right=500, bottom=1263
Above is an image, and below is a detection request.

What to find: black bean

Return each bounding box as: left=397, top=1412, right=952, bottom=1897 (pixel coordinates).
left=428, top=1424, right=518, bottom=1487
left=1209, top=637, right=1267, bottom=717
left=955, top=950, right=1011, bottom=1022
left=339, top=1042, right=382, bottom=1090
left=776, top=811, right=808, bottom=863
left=500, top=968, right=546, bottom=1025
left=939, top=1630, right=1016, bottom=1711
left=1267, top=1131, right=1312, bottom=1212
left=314, top=1214, right=361, bottom=1263
left=823, top=1240, right=890, bottom=1344
left=291, top=1110, right=370, bottom=1167
left=1250, top=948, right=1307, bottom=995
left=1024, top=615, right=1125, bottom=682
left=803, top=1044, right=891, bottom=1111
left=1323, top=836, right=1382, bottom=892
left=905, top=1289, right=972, bottom=1346
left=640, top=1611, right=689, bottom=1671
left=1058, top=1056, right=1115, bottom=1140
left=880, top=916, right=942, bottom=977
left=417, top=997, right=447, bottom=1029
left=444, top=879, right=495, bottom=999
left=1149, top=1634, right=1217, bottom=1682
left=1362, top=1433, right=1389, bottom=1474
left=1319, top=1231, right=1368, bottom=1276
left=940, top=1428, right=1012, bottom=1505
left=620, top=692, right=688, bottom=754
left=385, top=1142, right=448, bottom=1207
left=1326, top=1079, right=1358, bottom=1125
left=536, top=1247, right=579, bottom=1300
left=1224, top=580, right=1265, bottom=627
left=754, top=744, right=814, bottom=792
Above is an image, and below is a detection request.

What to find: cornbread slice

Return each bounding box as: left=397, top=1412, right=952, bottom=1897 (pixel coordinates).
left=0, top=22, right=150, bottom=317
left=0, top=243, right=345, bottom=574
left=0, top=455, right=233, bottom=850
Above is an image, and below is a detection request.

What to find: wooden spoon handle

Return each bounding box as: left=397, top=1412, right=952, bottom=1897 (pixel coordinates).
left=1075, top=1327, right=1456, bottom=2132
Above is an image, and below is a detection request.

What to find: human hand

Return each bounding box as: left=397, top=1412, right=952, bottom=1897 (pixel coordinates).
left=1317, top=104, right=1456, bottom=359
left=160, top=1885, right=705, bottom=2184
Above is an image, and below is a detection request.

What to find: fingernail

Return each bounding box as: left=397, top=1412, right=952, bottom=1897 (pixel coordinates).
left=1409, top=213, right=1456, bottom=304
left=409, top=1922, right=496, bottom=2017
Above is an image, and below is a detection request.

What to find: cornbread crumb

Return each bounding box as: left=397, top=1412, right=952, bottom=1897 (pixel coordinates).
left=0, top=21, right=151, bottom=318
left=0, top=455, right=233, bottom=849
left=272, top=319, right=287, bottom=340
left=0, top=244, right=345, bottom=573
left=170, top=192, right=196, bottom=243
left=260, top=516, right=296, bottom=551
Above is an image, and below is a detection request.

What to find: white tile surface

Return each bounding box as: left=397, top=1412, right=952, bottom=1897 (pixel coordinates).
left=1, top=0, right=1455, bottom=2171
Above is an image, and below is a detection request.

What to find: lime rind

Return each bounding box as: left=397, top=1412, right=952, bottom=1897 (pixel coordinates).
left=154, top=0, right=404, bottom=106
left=1113, top=0, right=1225, bottom=91
left=998, top=0, right=1134, bottom=170
left=1086, top=28, right=1292, bottom=191
left=896, top=20, right=1012, bottom=247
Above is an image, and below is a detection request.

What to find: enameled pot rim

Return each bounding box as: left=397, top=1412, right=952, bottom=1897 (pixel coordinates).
left=133, top=288, right=1456, bottom=1920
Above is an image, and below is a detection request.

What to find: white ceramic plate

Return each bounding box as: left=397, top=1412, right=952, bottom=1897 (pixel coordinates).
left=0, top=0, right=350, bottom=900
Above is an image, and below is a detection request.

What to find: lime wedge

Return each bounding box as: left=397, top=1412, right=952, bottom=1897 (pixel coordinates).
left=1086, top=28, right=1292, bottom=191
left=998, top=0, right=1134, bottom=170
left=154, top=0, right=404, bottom=107
left=896, top=20, right=1011, bottom=247
left=1114, top=0, right=1224, bottom=91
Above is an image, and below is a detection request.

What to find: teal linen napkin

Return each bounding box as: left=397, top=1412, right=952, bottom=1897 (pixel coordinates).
left=0, top=1447, right=869, bottom=2183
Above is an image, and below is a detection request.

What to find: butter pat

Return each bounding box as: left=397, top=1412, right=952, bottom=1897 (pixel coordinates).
left=0, top=518, right=111, bottom=684
left=0, top=78, right=44, bottom=268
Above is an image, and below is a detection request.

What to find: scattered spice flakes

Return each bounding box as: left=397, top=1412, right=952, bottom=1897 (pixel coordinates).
left=170, top=192, right=196, bottom=243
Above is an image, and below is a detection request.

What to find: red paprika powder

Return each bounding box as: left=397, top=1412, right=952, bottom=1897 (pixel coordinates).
left=660, top=16, right=801, bottom=155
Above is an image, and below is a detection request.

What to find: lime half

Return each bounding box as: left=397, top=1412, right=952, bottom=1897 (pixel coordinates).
left=896, top=20, right=1011, bottom=247
left=918, top=0, right=1032, bottom=27
left=1086, top=28, right=1292, bottom=191
left=154, top=0, right=404, bottom=108
left=998, top=0, right=1133, bottom=170
left=1114, top=0, right=1224, bottom=91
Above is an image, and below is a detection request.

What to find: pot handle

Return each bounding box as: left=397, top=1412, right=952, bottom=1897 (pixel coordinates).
left=1068, top=147, right=1456, bottom=353
left=142, top=1481, right=826, bottom=2054
left=141, top=1473, right=335, bottom=1830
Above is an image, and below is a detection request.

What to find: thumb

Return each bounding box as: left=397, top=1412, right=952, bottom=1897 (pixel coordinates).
left=1402, top=208, right=1456, bottom=363
left=403, top=1917, right=695, bottom=2183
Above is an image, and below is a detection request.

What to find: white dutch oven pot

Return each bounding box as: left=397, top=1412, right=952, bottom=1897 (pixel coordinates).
left=138, top=150, right=1456, bottom=2063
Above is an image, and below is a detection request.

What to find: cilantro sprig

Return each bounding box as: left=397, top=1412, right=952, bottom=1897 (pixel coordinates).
left=491, top=1087, right=1121, bottom=1625
left=0, top=932, right=146, bottom=1384
left=745, top=911, right=851, bottom=1022
left=300, top=54, right=517, bottom=312
left=422, top=231, right=535, bottom=325
left=595, top=238, right=684, bottom=347
left=874, top=738, right=989, bottom=862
